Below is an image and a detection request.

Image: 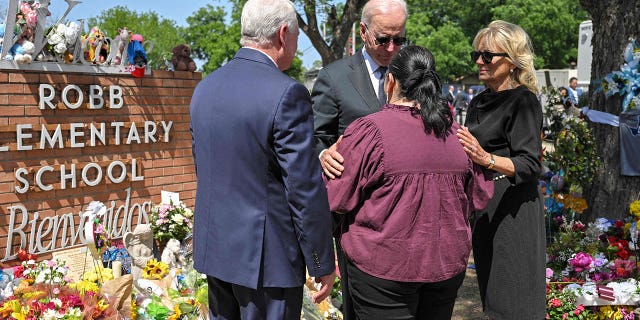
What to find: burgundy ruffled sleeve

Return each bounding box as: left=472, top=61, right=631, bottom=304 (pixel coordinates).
left=324, top=117, right=383, bottom=214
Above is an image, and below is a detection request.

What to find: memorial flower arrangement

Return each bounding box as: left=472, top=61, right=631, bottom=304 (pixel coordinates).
left=133, top=258, right=208, bottom=320
left=546, top=284, right=592, bottom=320
left=601, top=37, right=640, bottom=111
left=46, top=21, right=81, bottom=60
left=150, top=201, right=194, bottom=244
left=0, top=259, right=118, bottom=320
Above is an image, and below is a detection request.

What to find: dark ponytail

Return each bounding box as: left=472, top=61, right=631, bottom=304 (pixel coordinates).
left=387, top=46, right=453, bottom=138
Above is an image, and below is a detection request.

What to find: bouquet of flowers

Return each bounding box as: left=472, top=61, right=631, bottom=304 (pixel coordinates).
left=150, top=201, right=194, bottom=244
left=546, top=284, right=593, bottom=320
left=0, top=259, right=118, bottom=320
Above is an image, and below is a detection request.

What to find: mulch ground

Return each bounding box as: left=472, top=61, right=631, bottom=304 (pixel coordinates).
left=452, top=254, right=485, bottom=320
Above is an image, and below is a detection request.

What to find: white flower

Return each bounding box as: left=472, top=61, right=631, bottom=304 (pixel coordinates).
left=42, top=309, right=62, bottom=320
left=184, top=208, right=194, bottom=218
left=48, top=33, right=63, bottom=45
left=55, top=24, right=67, bottom=36
left=53, top=42, right=67, bottom=54
left=35, top=272, right=46, bottom=284
left=172, top=214, right=185, bottom=224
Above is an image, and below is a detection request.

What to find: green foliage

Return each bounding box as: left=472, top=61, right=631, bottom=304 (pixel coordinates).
left=490, top=0, right=588, bottom=69
left=284, top=54, right=304, bottom=82
left=545, top=117, right=600, bottom=191
left=184, top=4, right=240, bottom=74
left=87, top=6, right=186, bottom=70
left=412, top=22, right=475, bottom=81
left=406, top=0, right=588, bottom=78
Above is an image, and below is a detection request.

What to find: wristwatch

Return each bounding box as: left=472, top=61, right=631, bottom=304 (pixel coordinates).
left=487, top=154, right=495, bottom=170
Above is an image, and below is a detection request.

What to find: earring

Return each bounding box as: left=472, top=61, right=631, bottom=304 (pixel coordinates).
left=509, top=69, right=514, bottom=73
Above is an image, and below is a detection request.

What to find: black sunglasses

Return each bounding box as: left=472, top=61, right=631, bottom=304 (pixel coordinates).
left=470, top=51, right=509, bottom=64
left=364, top=24, right=407, bottom=47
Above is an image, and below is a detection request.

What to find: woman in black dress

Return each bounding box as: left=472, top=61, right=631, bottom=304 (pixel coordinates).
left=456, top=20, right=546, bottom=319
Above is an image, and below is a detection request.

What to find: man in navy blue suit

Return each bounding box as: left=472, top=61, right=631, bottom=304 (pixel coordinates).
left=189, top=0, right=336, bottom=318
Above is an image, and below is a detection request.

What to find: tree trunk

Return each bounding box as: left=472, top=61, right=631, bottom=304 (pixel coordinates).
left=580, top=0, right=640, bottom=221
left=297, top=0, right=367, bottom=66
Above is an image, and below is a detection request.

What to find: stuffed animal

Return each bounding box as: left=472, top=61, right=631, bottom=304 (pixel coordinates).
left=171, top=44, right=196, bottom=72
left=114, top=27, right=130, bottom=65
left=127, top=34, right=148, bottom=67
left=83, top=26, right=108, bottom=63
left=5, top=39, right=35, bottom=63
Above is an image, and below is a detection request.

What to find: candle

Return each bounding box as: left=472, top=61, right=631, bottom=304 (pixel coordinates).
left=112, top=261, right=122, bottom=278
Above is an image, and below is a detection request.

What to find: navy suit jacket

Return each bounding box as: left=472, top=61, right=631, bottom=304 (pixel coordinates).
left=312, top=50, right=381, bottom=154
left=190, top=48, right=335, bottom=289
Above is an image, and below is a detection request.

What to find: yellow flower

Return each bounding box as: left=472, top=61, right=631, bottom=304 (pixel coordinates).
left=131, top=298, right=138, bottom=320
left=168, top=304, right=182, bottom=320
left=143, top=259, right=169, bottom=280
left=599, top=305, right=614, bottom=319
left=71, top=280, right=100, bottom=295
left=557, top=193, right=588, bottom=213
left=96, top=298, right=109, bottom=313
left=630, top=200, right=640, bottom=218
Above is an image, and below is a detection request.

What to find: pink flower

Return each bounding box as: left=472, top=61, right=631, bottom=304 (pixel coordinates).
left=574, top=305, right=584, bottom=315
left=562, top=313, right=568, bottom=319
left=569, top=252, right=594, bottom=273
left=546, top=268, right=553, bottom=279
left=550, top=298, right=562, bottom=308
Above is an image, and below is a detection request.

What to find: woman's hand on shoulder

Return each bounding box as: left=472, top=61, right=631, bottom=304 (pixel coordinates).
left=456, top=126, right=491, bottom=167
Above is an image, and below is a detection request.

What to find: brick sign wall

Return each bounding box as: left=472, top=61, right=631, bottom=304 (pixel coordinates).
left=0, top=67, right=199, bottom=266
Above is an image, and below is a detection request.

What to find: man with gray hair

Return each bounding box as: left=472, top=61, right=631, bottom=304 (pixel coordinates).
left=311, top=0, right=407, bottom=318
left=190, top=0, right=336, bottom=318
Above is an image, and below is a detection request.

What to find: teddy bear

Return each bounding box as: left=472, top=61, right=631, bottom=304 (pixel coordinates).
left=171, top=44, right=196, bottom=72
left=10, top=39, right=35, bottom=63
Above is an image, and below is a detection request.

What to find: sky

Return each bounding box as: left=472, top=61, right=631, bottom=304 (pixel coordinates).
left=2, top=0, right=322, bottom=68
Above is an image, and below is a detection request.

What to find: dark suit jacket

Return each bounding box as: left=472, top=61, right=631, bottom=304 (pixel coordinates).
left=312, top=50, right=381, bottom=153
left=190, top=48, right=335, bottom=289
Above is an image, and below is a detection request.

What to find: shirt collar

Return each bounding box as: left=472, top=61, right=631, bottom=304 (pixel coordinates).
left=362, top=48, right=382, bottom=76
left=243, top=47, right=278, bottom=68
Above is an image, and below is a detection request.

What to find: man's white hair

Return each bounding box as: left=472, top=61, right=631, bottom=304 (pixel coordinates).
left=240, top=0, right=298, bottom=47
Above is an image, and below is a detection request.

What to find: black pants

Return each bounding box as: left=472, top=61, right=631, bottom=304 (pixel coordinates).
left=347, top=260, right=465, bottom=320
left=207, top=276, right=302, bottom=320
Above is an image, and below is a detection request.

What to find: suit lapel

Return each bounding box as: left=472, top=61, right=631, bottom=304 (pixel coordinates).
left=347, top=52, right=381, bottom=113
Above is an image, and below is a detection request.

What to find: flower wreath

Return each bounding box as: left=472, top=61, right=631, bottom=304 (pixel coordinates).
left=601, top=37, right=640, bottom=111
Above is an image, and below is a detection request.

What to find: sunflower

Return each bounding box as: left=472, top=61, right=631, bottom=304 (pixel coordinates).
left=168, top=304, right=182, bottom=320
left=143, top=259, right=169, bottom=280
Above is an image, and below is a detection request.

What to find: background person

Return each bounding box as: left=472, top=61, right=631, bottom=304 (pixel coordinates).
left=453, top=88, right=467, bottom=124
left=190, top=0, right=335, bottom=318
left=456, top=20, right=546, bottom=319
left=311, top=1, right=407, bottom=318
left=325, top=45, right=493, bottom=320
left=567, top=76, right=582, bottom=106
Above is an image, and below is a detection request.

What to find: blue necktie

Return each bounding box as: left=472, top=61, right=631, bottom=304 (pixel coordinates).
left=377, top=66, right=387, bottom=106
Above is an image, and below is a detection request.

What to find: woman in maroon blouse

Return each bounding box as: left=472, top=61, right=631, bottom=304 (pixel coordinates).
left=324, top=45, right=493, bottom=320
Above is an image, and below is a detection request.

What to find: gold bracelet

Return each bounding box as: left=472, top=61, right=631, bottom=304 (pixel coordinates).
left=487, top=154, right=495, bottom=170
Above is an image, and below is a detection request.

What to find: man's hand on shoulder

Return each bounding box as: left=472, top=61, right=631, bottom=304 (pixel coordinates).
left=320, top=136, right=344, bottom=179
left=312, top=271, right=336, bottom=304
